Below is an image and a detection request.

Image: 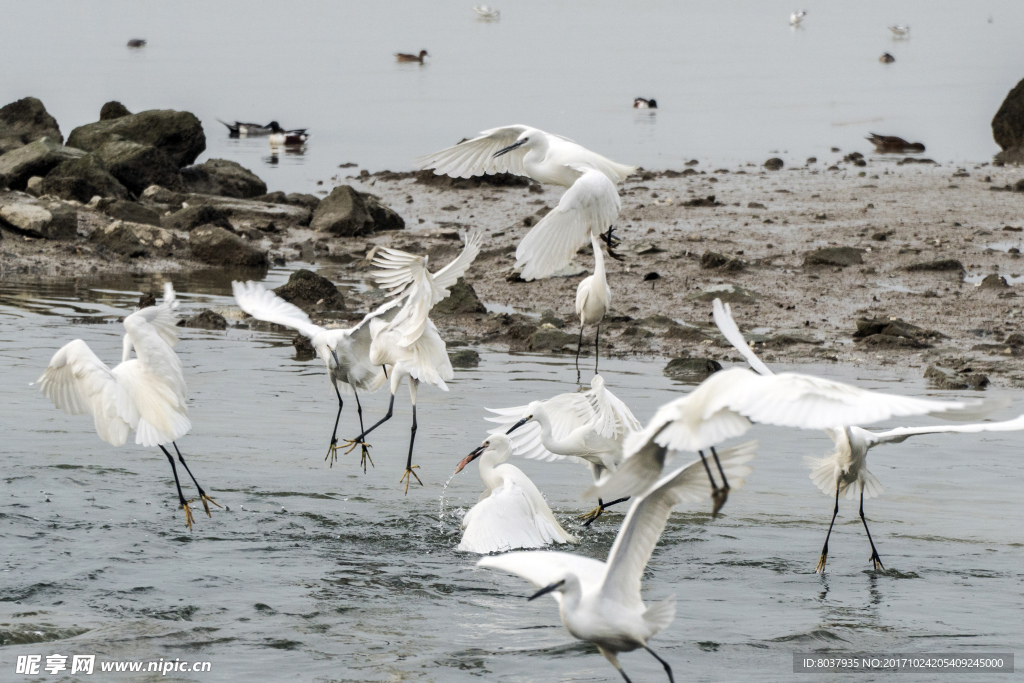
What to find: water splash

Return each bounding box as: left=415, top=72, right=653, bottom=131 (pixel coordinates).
left=438, top=472, right=458, bottom=534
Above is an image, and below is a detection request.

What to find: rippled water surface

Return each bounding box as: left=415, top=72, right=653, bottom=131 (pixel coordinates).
left=1, top=273, right=1023, bottom=681
left=1, top=1, right=1023, bottom=194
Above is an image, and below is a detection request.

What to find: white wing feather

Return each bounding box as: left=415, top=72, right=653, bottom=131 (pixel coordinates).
left=415, top=125, right=530, bottom=178
left=478, top=551, right=607, bottom=601
left=712, top=299, right=773, bottom=377
left=232, top=281, right=324, bottom=339
left=862, top=413, right=1024, bottom=447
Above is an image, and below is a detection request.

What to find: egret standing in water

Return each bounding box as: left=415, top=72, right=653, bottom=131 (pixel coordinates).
left=486, top=375, right=640, bottom=524
left=416, top=126, right=634, bottom=280
left=343, top=231, right=483, bottom=492
left=232, top=280, right=400, bottom=470
left=713, top=298, right=1024, bottom=572
left=478, top=441, right=757, bottom=683
left=575, top=233, right=611, bottom=382
left=454, top=434, right=576, bottom=554
left=36, top=284, right=218, bottom=530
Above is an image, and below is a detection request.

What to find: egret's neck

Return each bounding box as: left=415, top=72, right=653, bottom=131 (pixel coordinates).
left=532, top=409, right=584, bottom=455
left=121, top=335, right=134, bottom=363
left=590, top=234, right=606, bottom=279
left=478, top=453, right=505, bottom=491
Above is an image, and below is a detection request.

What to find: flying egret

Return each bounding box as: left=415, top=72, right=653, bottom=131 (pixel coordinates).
left=36, top=284, right=219, bottom=530
left=888, top=24, right=910, bottom=37
left=713, top=298, right=1024, bottom=572
left=453, top=433, right=576, bottom=554
left=790, top=10, right=806, bottom=26
left=478, top=440, right=757, bottom=683
left=575, top=233, right=611, bottom=382
left=232, top=280, right=401, bottom=470
left=486, top=375, right=641, bottom=524
left=416, top=125, right=635, bottom=280
left=590, top=316, right=989, bottom=515
left=343, top=231, right=483, bottom=492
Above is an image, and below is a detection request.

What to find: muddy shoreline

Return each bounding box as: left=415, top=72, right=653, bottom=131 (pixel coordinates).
left=3, top=158, right=1023, bottom=387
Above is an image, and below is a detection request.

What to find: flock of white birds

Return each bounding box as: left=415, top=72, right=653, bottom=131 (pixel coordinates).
left=37, top=125, right=1023, bottom=682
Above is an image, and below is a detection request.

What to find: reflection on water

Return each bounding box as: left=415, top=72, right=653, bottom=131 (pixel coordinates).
left=1, top=273, right=1022, bottom=681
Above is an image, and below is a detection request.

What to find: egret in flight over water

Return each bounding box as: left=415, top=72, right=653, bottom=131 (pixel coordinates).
left=478, top=441, right=757, bottom=683
left=416, top=125, right=635, bottom=280
left=36, top=283, right=218, bottom=530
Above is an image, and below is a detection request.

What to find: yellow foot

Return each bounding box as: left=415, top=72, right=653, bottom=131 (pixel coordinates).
left=711, top=487, right=730, bottom=517
left=325, top=439, right=341, bottom=467
left=199, top=493, right=222, bottom=518
left=869, top=552, right=885, bottom=572
left=815, top=551, right=828, bottom=574
left=577, top=505, right=605, bottom=525
left=359, top=445, right=374, bottom=473
left=342, top=438, right=370, bottom=455
left=181, top=500, right=196, bottom=531
left=400, top=465, right=423, bottom=494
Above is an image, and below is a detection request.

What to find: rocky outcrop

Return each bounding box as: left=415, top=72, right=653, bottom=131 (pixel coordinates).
left=67, top=109, right=206, bottom=167
left=0, top=97, right=63, bottom=153
left=99, top=101, right=132, bottom=121
left=924, top=365, right=988, bottom=390
left=0, top=192, right=78, bottom=239
left=178, top=309, right=228, bottom=330
left=162, top=203, right=233, bottom=232
left=992, top=77, right=1024, bottom=151
left=41, top=154, right=128, bottom=202
left=803, top=246, right=864, bottom=267
left=273, top=269, right=345, bottom=311
left=189, top=225, right=267, bottom=267
left=180, top=158, right=267, bottom=199
left=163, top=195, right=311, bottom=232
left=0, top=139, right=85, bottom=190
left=255, top=191, right=320, bottom=210
left=663, top=357, right=722, bottom=382
left=97, top=198, right=162, bottom=226
left=432, top=278, right=486, bottom=315
left=90, top=221, right=180, bottom=257
left=311, top=185, right=404, bottom=236
left=95, top=140, right=182, bottom=195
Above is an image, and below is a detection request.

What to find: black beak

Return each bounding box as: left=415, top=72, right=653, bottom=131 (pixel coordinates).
left=528, top=580, right=565, bottom=601
left=454, top=444, right=486, bottom=475
left=493, top=138, right=526, bottom=158
left=330, top=349, right=341, bottom=366
left=506, top=416, right=531, bottom=435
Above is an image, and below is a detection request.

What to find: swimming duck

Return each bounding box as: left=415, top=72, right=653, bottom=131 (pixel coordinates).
left=867, top=133, right=925, bottom=153
left=473, top=6, right=500, bottom=19
left=633, top=97, right=658, bottom=109
left=790, top=10, right=806, bottom=26
left=126, top=39, right=147, bottom=48
left=268, top=121, right=309, bottom=146
left=888, top=24, right=910, bottom=37
left=396, top=50, right=429, bottom=63
left=218, top=120, right=274, bottom=138
left=879, top=52, right=895, bottom=64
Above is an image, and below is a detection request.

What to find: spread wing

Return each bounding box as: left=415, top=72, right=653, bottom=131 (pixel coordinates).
left=485, top=392, right=595, bottom=462
left=712, top=299, right=773, bottom=377
left=415, top=125, right=530, bottom=178
left=232, top=280, right=324, bottom=339
left=863, top=413, right=1024, bottom=447
left=431, top=230, right=483, bottom=292
left=585, top=375, right=641, bottom=440
left=477, top=551, right=606, bottom=603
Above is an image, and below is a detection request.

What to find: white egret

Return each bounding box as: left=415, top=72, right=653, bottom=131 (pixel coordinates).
left=232, top=280, right=400, bottom=470
left=790, top=10, right=806, bottom=26
left=453, top=434, right=576, bottom=554
left=888, top=24, right=910, bottom=37
left=36, top=283, right=219, bottom=530
left=486, top=375, right=641, bottom=524
left=575, top=233, right=611, bottom=382
left=473, top=5, right=500, bottom=20
left=713, top=298, right=1024, bottom=571
left=416, top=126, right=635, bottom=280
left=343, top=231, right=483, bottom=492
left=478, top=440, right=757, bottom=683
left=591, top=311, right=989, bottom=515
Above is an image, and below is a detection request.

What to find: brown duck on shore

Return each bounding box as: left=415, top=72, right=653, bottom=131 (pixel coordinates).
left=396, top=50, right=429, bottom=63
left=879, top=52, right=895, bottom=64
left=867, top=133, right=925, bottom=153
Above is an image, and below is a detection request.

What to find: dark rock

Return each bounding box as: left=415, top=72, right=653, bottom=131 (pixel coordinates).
left=763, top=334, right=822, bottom=348
left=97, top=198, right=161, bottom=226
left=139, top=184, right=189, bottom=211
left=138, top=292, right=157, bottom=308
left=701, top=251, right=746, bottom=271
left=664, top=325, right=711, bottom=342
left=994, top=147, right=1024, bottom=166
left=924, top=365, right=988, bottom=390
left=311, top=185, right=404, bottom=236
left=1007, top=333, right=1024, bottom=348
left=979, top=273, right=1009, bottom=289
left=0, top=97, right=63, bottom=151
left=183, top=195, right=312, bottom=231
left=747, top=202, right=766, bottom=209
left=540, top=310, right=566, bottom=329
left=273, top=269, right=344, bottom=311
left=189, top=225, right=267, bottom=267
left=255, top=191, right=321, bottom=210
left=413, top=169, right=529, bottom=188
left=897, top=157, right=937, bottom=165
left=764, top=158, right=784, bottom=170
left=292, top=334, right=317, bottom=360
left=41, top=153, right=128, bottom=202
left=0, top=193, right=78, bottom=239
left=89, top=222, right=148, bottom=257
left=180, top=158, right=267, bottom=199
left=0, top=138, right=85, bottom=190
left=178, top=309, right=228, bottom=330
left=854, top=317, right=944, bottom=341
left=527, top=328, right=578, bottom=353
left=99, top=101, right=132, bottom=121
left=448, top=348, right=480, bottom=368
left=858, top=334, right=931, bottom=349
left=67, top=109, right=206, bottom=167
left=992, top=76, right=1024, bottom=151
left=95, top=140, right=182, bottom=194
left=663, top=357, right=722, bottom=382
left=690, top=284, right=757, bottom=304
left=904, top=259, right=965, bottom=273
left=432, top=278, right=486, bottom=315
left=804, top=246, right=864, bottom=267
left=162, top=203, right=233, bottom=232
left=682, top=195, right=720, bottom=207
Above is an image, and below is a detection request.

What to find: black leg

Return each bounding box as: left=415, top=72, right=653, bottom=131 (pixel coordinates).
left=710, top=446, right=731, bottom=490
left=644, top=646, right=674, bottom=683
left=400, top=403, right=422, bottom=494
left=352, top=387, right=373, bottom=472
left=347, top=392, right=395, bottom=448
left=594, top=322, right=600, bottom=375
left=160, top=444, right=194, bottom=530
left=576, top=324, right=584, bottom=384
left=816, top=485, right=841, bottom=573
left=698, top=450, right=727, bottom=515
left=859, top=487, right=885, bottom=571
left=581, top=496, right=631, bottom=527
left=171, top=442, right=220, bottom=517
left=326, top=382, right=344, bottom=467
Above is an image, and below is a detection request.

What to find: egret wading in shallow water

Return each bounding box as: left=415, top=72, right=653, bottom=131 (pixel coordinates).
left=416, top=125, right=635, bottom=280
left=575, top=233, right=611, bottom=382
left=592, top=301, right=990, bottom=516
left=712, top=298, right=1024, bottom=572
left=343, top=231, right=483, bottom=492
left=453, top=434, right=576, bottom=554
left=478, top=441, right=757, bottom=683
left=36, top=284, right=219, bottom=530
left=232, top=280, right=401, bottom=470
left=486, top=375, right=640, bottom=525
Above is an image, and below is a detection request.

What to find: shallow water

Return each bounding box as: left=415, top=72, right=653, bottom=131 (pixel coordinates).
left=1, top=1, right=1022, bottom=194
left=1, top=273, right=1022, bottom=681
